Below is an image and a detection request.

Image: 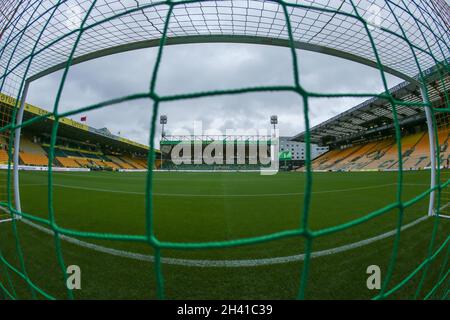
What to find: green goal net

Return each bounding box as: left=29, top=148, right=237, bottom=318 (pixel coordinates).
left=0, top=0, right=448, bottom=300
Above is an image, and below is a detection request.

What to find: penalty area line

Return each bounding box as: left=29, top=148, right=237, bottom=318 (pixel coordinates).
left=25, top=182, right=401, bottom=197
left=20, top=215, right=429, bottom=268
left=21, top=182, right=428, bottom=197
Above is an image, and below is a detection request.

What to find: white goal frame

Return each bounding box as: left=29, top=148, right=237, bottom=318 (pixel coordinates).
left=0, top=0, right=447, bottom=222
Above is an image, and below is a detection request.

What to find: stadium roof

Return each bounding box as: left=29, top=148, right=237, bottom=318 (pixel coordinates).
left=292, top=63, right=450, bottom=145
left=0, top=0, right=448, bottom=99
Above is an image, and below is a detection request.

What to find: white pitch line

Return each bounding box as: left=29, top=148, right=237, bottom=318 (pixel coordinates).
left=19, top=215, right=429, bottom=268
left=438, top=201, right=450, bottom=211
left=21, top=182, right=401, bottom=197
left=0, top=207, right=13, bottom=224
left=21, top=182, right=428, bottom=197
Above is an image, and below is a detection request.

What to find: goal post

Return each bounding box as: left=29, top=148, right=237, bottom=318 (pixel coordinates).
left=0, top=80, right=28, bottom=224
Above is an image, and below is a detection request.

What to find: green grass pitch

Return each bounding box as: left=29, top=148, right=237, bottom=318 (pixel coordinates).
left=0, top=170, right=448, bottom=299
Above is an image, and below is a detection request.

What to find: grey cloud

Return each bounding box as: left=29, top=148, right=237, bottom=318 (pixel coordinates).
left=26, top=43, right=403, bottom=146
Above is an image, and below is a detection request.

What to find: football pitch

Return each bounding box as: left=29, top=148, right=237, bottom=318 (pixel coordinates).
left=0, top=170, right=448, bottom=299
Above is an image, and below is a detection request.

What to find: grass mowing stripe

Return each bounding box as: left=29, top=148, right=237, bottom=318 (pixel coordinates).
left=2, top=170, right=443, bottom=298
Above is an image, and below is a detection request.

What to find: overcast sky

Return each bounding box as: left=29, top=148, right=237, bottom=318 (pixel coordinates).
left=26, top=43, right=403, bottom=146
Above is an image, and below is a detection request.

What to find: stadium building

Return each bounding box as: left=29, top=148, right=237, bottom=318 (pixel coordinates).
left=160, top=134, right=273, bottom=171
left=158, top=62, right=449, bottom=173
left=294, top=64, right=450, bottom=172
left=0, top=93, right=158, bottom=172
left=279, top=137, right=329, bottom=168
left=159, top=134, right=329, bottom=172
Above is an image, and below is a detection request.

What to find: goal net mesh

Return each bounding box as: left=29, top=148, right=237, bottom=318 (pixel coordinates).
left=0, top=0, right=448, bottom=300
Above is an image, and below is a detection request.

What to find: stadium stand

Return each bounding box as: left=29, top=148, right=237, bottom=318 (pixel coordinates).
left=117, top=156, right=139, bottom=169
left=20, top=153, right=48, bottom=166
left=153, top=159, right=160, bottom=169
left=56, top=157, right=81, bottom=168
left=103, top=161, right=121, bottom=169
left=312, top=145, right=363, bottom=170
left=88, top=159, right=105, bottom=167
left=50, top=146, right=147, bottom=170
left=311, top=149, right=341, bottom=170
left=133, top=157, right=148, bottom=168
left=364, top=139, right=396, bottom=168
left=19, top=136, right=50, bottom=166
left=330, top=145, right=363, bottom=168
left=20, top=136, right=47, bottom=155
left=0, top=92, right=157, bottom=171
left=401, top=132, right=431, bottom=169
left=121, top=155, right=147, bottom=169
left=0, top=149, right=9, bottom=164
left=89, top=159, right=123, bottom=170
left=310, top=126, right=450, bottom=171
left=70, top=158, right=92, bottom=167
left=438, top=127, right=450, bottom=151
left=292, top=62, right=449, bottom=172
left=107, top=155, right=136, bottom=169
left=339, top=140, right=383, bottom=171
left=388, top=132, right=426, bottom=170
left=60, top=149, right=84, bottom=157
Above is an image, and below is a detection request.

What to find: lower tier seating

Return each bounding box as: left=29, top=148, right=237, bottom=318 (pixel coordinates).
left=311, top=126, right=450, bottom=171
left=20, top=152, right=48, bottom=166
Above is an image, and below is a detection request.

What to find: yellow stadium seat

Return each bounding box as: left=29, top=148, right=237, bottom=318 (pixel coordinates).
left=0, top=149, right=9, bottom=164
left=20, top=152, right=48, bottom=166
left=56, top=157, right=81, bottom=168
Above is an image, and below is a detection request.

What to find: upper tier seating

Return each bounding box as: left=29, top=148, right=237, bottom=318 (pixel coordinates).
left=19, top=136, right=49, bottom=166
left=21, top=136, right=47, bottom=155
